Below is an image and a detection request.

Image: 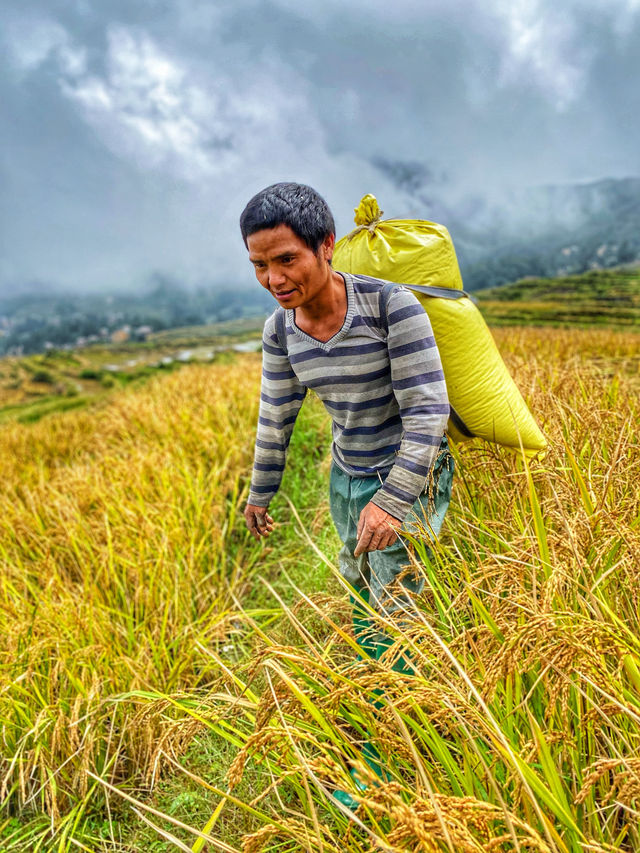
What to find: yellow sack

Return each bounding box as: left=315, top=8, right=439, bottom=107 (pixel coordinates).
left=333, top=195, right=546, bottom=454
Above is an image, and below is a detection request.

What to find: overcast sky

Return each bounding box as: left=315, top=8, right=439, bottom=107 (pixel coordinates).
left=1, top=0, right=639, bottom=293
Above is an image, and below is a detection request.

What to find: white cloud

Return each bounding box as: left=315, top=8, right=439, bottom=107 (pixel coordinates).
left=5, top=17, right=87, bottom=77
left=612, top=0, right=640, bottom=37
left=5, top=18, right=67, bottom=71
left=493, top=0, right=591, bottom=110
left=12, top=20, right=410, bottom=286
left=58, top=26, right=330, bottom=182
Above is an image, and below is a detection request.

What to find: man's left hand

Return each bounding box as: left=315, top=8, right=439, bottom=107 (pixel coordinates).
left=354, top=501, right=402, bottom=556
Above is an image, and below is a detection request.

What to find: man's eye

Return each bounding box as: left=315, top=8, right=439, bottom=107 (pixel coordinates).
left=281, top=256, right=293, bottom=263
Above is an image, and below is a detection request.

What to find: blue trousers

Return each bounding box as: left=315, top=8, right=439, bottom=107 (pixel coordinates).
left=329, top=438, right=454, bottom=630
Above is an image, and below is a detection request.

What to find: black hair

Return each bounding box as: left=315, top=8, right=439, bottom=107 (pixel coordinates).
left=239, top=182, right=335, bottom=252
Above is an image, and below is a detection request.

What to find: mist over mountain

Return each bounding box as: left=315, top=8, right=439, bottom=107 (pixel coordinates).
left=372, top=161, right=640, bottom=290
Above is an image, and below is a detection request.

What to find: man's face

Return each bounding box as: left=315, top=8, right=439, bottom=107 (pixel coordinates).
left=247, top=224, right=334, bottom=310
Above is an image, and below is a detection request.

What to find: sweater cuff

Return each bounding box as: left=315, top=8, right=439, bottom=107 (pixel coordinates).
left=369, top=487, right=416, bottom=523
left=247, top=492, right=273, bottom=508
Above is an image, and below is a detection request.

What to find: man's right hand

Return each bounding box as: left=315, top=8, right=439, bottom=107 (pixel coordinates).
left=244, top=504, right=275, bottom=540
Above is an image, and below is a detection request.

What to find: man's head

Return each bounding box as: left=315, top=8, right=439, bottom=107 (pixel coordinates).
left=239, top=182, right=335, bottom=253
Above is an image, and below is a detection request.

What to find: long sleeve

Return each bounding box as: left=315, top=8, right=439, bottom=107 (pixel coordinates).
left=370, top=288, right=449, bottom=521
left=247, top=313, right=307, bottom=507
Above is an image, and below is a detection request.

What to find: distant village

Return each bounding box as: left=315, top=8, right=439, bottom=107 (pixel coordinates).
left=0, top=283, right=273, bottom=356
left=0, top=319, right=154, bottom=357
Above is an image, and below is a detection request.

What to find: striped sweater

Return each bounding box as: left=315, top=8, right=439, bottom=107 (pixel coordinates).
left=248, top=272, right=449, bottom=521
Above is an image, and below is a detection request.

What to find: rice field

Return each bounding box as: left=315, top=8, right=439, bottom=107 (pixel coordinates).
left=0, top=326, right=639, bottom=851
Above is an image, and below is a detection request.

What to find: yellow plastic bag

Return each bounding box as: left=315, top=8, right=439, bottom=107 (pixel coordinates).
left=333, top=195, right=546, bottom=454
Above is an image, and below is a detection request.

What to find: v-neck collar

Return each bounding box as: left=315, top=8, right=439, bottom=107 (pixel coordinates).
left=286, top=272, right=355, bottom=351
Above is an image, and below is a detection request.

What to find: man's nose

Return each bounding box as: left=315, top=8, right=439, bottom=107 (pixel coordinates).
left=268, top=269, right=286, bottom=287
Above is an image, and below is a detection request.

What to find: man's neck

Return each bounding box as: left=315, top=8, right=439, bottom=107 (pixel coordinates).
left=297, top=270, right=345, bottom=321
left=295, top=271, right=347, bottom=341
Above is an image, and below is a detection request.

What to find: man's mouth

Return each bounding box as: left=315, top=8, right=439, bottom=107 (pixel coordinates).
left=273, top=289, right=295, bottom=300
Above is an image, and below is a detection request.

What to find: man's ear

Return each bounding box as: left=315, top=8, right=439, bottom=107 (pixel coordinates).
left=322, top=232, right=336, bottom=263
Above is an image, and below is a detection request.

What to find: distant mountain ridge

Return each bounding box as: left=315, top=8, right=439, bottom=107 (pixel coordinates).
left=372, top=161, right=640, bottom=291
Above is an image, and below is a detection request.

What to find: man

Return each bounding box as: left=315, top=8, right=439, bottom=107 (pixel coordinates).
left=241, top=182, right=453, bottom=653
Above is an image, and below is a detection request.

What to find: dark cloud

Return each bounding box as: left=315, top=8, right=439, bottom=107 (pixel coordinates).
left=1, top=0, right=639, bottom=293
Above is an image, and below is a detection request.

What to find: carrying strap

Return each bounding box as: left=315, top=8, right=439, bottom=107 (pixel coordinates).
left=378, top=280, right=474, bottom=439
left=378, top=282, right=401, bottom=331
left=275, top=307, right=288, bottom=355
left=402, top=282, right=470, bottom=300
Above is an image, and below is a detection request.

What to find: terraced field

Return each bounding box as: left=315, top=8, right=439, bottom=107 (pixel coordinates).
left=475, top=267, right=640, bottom=328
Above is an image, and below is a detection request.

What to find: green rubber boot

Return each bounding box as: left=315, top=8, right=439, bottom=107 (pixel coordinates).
left=332, top=774, right=366, bottom=811
left=332, top=740, right=391, bottom=811
left=350, top=588, right=378, bottom=660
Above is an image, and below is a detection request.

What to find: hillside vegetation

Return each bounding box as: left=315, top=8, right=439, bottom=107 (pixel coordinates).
left=0, top=327, right=639, bottom=851
left=475, top=267, right=640, bottom=328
